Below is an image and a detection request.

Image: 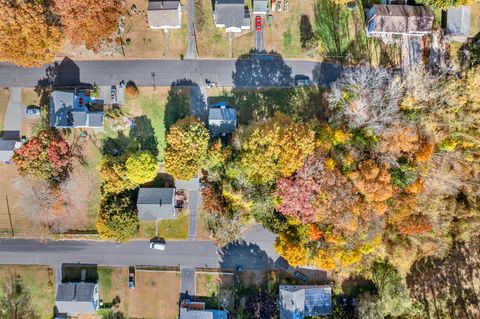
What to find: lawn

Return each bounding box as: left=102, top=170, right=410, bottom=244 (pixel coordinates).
left=98, top=267, right=180, bottom=319
left=0, top=88, right=10, bottom=132
left=128, top=270, right=180, bottom=319
left=0, top=265, right=55, bottom=319
left=195, top=0, right=229, bottom=57
left=471, top=2, right=480, bottom=36
left=138, top=211, right=189, bottom=240
left=233, top=31, right=254, bottom=57
left=196, top=272, right=235, bottom=310
left=21, top=88, right=40, bottom=107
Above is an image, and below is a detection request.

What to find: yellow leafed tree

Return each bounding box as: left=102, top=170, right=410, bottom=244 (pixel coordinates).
left=0, top=0, right=64, bottom=67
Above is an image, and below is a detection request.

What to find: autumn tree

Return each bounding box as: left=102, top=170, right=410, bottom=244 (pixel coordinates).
left=125, top=151, right=158, bottom=185
left=0, top=275, right=39, bottom=319
left=241, top=113, right=315, bottom=185
left=349, top=159, right=393, bottom=205
left=99, top=157, right=137, bottom=194
left=52, top=0, right=122, bottom=51
left=164, top=116, right=210, bottom=180
left=13, top=130, right=72, bottom=182
left=96, top=192, right=138, bottom=242
left=0, top=0, right=64, bottom=67
left=245, top=292, right=278, bottom=319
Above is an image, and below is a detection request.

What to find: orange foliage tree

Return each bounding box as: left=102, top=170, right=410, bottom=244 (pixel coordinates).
left=349, top=159, right=393, bottom=206
left=0, top=0, right=64, bottom=67
left=52, top=0, right=122, bottom=51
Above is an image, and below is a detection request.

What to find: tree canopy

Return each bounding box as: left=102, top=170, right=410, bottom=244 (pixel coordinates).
left=125, top=151, right=158, bottom=185
left=96, top=192, right=138, bottom=242
left=0, top=0, right=64, bottom=67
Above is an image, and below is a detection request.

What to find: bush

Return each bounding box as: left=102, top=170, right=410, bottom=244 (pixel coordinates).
left=125, top=81, right=139, bottom=97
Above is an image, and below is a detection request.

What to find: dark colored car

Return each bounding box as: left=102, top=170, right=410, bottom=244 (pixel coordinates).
left=294, top=271, right=308, bottom=282
left=255, top=16, right=262, bottom=31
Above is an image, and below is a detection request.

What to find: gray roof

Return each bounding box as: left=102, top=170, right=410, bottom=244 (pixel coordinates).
left=367, top=5, right=434, bottom=35
left=50, top=91, right=75, bottom=127
left=279, top=285, right=332, bottom=319
left=0, top=140, right=17, bottom=162
left=147, top=0, right=181, bottom=28
left=72, top=111, right=87, bottom=127
left=446, top=6, right=471, bottom=36
left=179, top=308, right=228, bottom=319
left=253, top=0, right=268, bottom=13
left=137, top=188, right=176, bottom=220
left=215, top=0, right=249, bottom=29
left=56, top=283, right=98, bottom=314
left=87, top=112, right=104, bottom=127
left=208, top=105, right=237, bottom=135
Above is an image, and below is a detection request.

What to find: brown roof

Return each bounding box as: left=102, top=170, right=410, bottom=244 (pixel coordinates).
left=367, top=5, right=434, bottom=35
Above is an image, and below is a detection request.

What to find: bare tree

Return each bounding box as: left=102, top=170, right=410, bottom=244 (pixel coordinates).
left=328, top=68, right=403, bottom=133
left=0, top=275, right=39, bottom=319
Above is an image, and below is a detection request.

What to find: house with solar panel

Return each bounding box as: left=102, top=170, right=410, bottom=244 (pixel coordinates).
left=50, top=90, right=104, bottom=129
left=208, top=102, right=237, bottom=136
left=279, top=285, right=332, bottom=319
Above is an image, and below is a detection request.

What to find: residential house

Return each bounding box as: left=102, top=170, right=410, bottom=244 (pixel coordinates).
left=147, top=0, right=182, bottom=29
left=214, top=0, right=251, bottom=33
left=445, top=6, right=471, bottom=41
left=137, top=187, right=177, bottom=220
left=366, top=5, right=434, bottom=37
left=49, top=91, right=104, bottom=128
left=253, top=0, right=268, bottom=14
left=279, top=285, right=332, bottom=319
left=55, top=282, right=99, bottom=315
left=208, top=102, right=237, bottom=136
left=0, top=140, right=20, bottom=163
left=179, top=299, right=228, bottom=319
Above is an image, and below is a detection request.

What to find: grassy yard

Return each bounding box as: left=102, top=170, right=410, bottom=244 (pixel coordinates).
left=196, top=272, right=235, bottom=310
left=471, top=2, right=480, bottom=36
left=195, top=0, right=229, bottom=57
left=233, top=31, right=254, bottom=57
left=21, top=88, right=40, bottom=107
left=0, top=88, right=10, bottom=132
left=0, top=265, right=55, bottom=319
left=98, top=267, right=180, bottom=319
left=138, top=211, right=189, bottom=240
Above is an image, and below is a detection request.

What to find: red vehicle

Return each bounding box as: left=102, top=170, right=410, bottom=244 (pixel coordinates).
left=255, top=16, right=262, bottom=31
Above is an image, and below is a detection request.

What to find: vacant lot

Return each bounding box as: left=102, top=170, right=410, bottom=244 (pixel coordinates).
left=99, top=267, right=180, bottom=319
left=0, top=265, right=55, bottom=319
left=196, top=272, right=235, bottom=309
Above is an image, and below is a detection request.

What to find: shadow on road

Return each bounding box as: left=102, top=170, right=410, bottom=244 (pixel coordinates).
left=219, top=240, right=276, bottom=271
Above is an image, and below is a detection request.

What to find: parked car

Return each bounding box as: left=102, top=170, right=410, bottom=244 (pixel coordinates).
left=128, top=266, right=135, bottom=289
left=295, top=75, right=313, bottom=86
left=255, top=16, right=262, bottom=31
left=25, top=106, right=40, bottom=117
left=294, top=271, right=308, bottom=282
left=276, top=0, right=282, bottom=12
left=149, top=238, right=166, bottom=250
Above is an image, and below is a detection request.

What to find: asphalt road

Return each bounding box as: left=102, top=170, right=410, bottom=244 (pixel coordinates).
left=0, top=226, right=279, bottom=270
left=0, top=58, right=342, bottom=88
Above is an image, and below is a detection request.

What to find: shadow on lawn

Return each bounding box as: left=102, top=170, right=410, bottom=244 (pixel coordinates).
left=102, top=115, right=158, bottom=157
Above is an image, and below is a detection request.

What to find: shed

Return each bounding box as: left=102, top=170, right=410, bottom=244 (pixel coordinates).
left=0, top=140, right=18, bottom=163
left=137, top=188, right=176, bottom=220
left=446, top=6, right=471, bottom=37
left=253, top=0, right=268, bottom=14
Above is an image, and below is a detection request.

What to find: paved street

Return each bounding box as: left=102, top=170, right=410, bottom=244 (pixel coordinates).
left=0, top=58, right=341, bottom=88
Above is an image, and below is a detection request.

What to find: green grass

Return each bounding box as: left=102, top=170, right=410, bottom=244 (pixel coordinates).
left=98, top=267, right=113, bottom=297
left=139, top=94, right=167, bottom=160
left=0, top=265, right=55, bottom=319
left=138, top=211, right=189, bottom=240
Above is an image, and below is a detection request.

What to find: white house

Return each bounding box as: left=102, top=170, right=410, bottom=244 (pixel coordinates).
left=147, top=0, right=182, bottom=30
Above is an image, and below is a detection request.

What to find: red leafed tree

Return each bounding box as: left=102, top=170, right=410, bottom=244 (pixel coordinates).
left=13, top=130, right=72, bottom=181
left=397, top=214, right=432, bottom=235
left=51, top=0, right=122, bottom=51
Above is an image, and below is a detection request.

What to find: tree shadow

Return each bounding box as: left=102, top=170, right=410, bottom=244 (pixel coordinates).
left=129, top=115, right=159, bottom=157
left=299, top=15, right=315, bottom=50
left=164, top=79, right=202, bottom=131
left=406, top=238, right=480, bottom=318
left=232, top=50, right=294, bottom=88
left=219, top=240, right=276, bottom=271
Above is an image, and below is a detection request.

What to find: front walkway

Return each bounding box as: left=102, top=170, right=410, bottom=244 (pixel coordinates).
left=180, top=267, right=196, bottom=298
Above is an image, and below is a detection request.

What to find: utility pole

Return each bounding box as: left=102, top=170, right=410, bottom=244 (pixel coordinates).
left=151, top=72, right=156, bottom=91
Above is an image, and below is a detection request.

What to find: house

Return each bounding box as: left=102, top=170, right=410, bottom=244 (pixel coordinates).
left=253, top=0, right=268, bottom=14
left=147, top=0, right=182, bottom=29
left=214, top=0, right=251, bottom=33
left=137, top=188, right=177, bottom=220
left=208, top=102, right=237, bottom=136
left=179, top=300, right=229, bottom=319
left=279, top=285, right=332, bottom=319
left=55, top=282, right=99, bottom=315
left=445, top=6, right=471, bottom=41
left=366, top=5, right=434, bottom=37
left=49, top=91, right=104, bottom=128
left=0, top=140, right=20, bottom=163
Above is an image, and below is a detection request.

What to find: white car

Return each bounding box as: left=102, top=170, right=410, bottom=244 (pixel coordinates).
left=149, top=241, right=166, bottom=250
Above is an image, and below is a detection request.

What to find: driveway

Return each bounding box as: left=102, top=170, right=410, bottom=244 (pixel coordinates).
left=185, top=0, right=198, bottom=59
left=188, top=191, right=201, bottom=241
left=3, top=87, right=22, bottom=137
left=254, top=21, right=264, bottom=51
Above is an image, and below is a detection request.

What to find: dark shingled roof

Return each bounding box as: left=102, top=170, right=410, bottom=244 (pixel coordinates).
left=88, top=112, right=104, bottom=127
left=56, top=283, right=95, bottom=302
left=0, top=140, right=15, bottom=151
left=367, top=5, right=433, bottom=35
left=137, top=188, right=176, bottom=220
left=215, top=0, right=248, bottom=29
